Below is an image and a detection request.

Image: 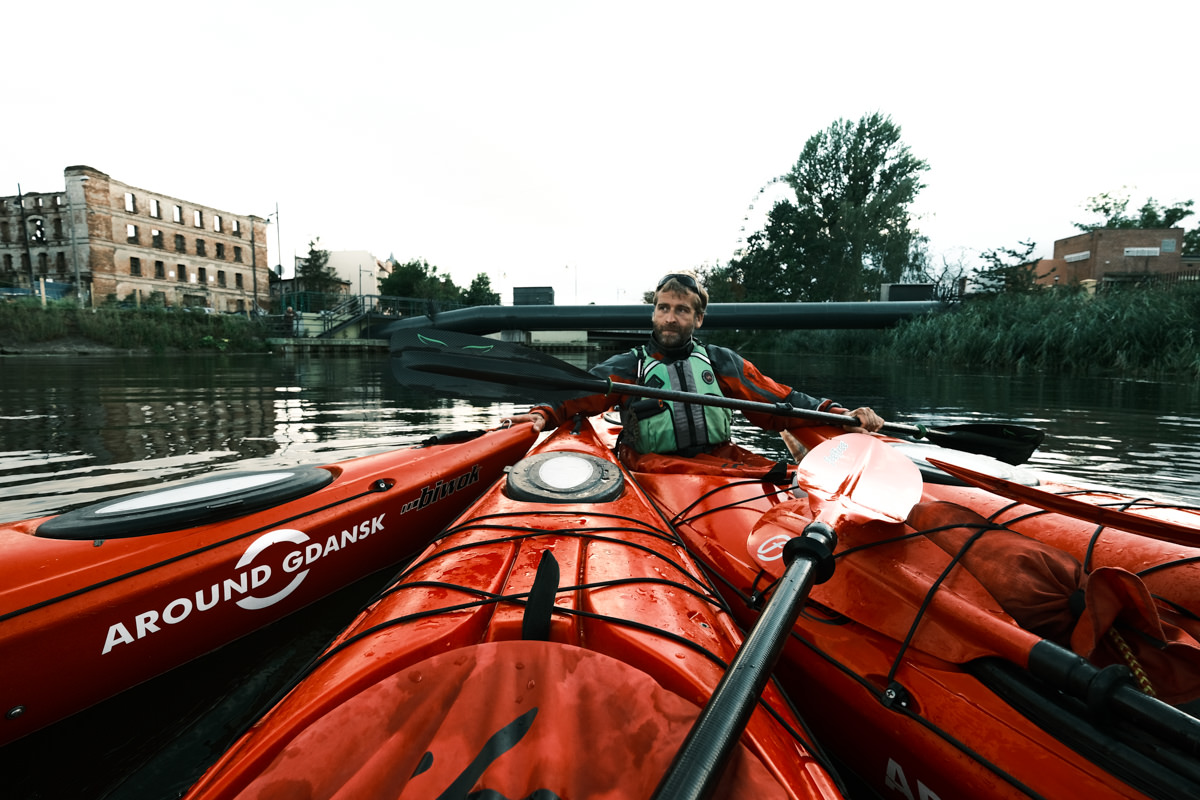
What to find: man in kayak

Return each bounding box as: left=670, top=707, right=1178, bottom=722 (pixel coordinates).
left=503, top=272, right=884, bottom=464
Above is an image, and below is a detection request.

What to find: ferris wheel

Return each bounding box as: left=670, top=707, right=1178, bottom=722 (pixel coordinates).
left=732, top=175, right=792, bottom=259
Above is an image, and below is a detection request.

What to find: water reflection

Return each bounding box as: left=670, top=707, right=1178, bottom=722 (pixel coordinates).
left=743, top=352, right=1200, bottom=504
left=2, top=349, right=1198, bottom=524
left=0, top=354, right=533, bottom=521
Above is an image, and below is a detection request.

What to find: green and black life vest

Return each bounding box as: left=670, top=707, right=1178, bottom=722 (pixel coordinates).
left=627, top=343, right=733, bottom=455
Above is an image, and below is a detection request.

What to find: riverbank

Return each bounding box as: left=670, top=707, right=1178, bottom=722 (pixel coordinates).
left=0, top=301, right=273, bottom=355
left=0, top=336, right=144, bottom=356
left=5, top=284, right=1198, bottom=373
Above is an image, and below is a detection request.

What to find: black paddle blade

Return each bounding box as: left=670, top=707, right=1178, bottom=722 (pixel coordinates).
left=922, top=423, right=1045, bottom=466
left=390, top=328, right=606, bottom=407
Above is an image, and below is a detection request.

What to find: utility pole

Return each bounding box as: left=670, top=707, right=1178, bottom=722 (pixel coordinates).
left=266, top=203, right=283, bottom=311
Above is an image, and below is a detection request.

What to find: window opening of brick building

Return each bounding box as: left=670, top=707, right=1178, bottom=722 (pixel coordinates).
left=127, top=224, right=138, bottom=244
left=213, top=214, right=222, bottom=233
left=175, top=233, right=186, bottom=253
left=152, top=229, right=163, bottom=248
left=155, top=261, right=165, bottom=279
left=235, top=272, right=244, bottom=289
left=193, top=209, right=203, bottom=228
left=196, top=238, right=206, bottom=256
left=177, top=264, right=187, bottom=282
left=125, top=193, right=136, bottom=213
left=32, top=219, right=46, bottom=243
left=53, top=218, right=63, bottom=238
left=218, top=270, right=227, bottom=287
left=173, top=205, right=183, bottom=223
left=37, top=252, right=48, bottom=273
left=232, top=219, right=241, bottom=237
left=198, top=266, right=207, bottom=284
left=233, top=245, right=242, bottom=262
left=150, top=198, right=161, bottom=218
left=215, top=242, right=225, bottom=259
left=55, top=252, right=66, bottom=272
left=130, top=257, right=142, bottom=277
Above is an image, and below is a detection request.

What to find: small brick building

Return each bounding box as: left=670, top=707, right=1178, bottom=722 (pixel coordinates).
left=1036, top=228, right=1186, bottom=287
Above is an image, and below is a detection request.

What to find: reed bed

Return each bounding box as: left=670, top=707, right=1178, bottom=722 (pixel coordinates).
left=883, top=285, right=1200, bottom=375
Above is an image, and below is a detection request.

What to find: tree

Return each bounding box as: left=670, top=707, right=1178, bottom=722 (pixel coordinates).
left=379, top=258, right=458, bottom=300
left=377, top=258, right=498, bottom=307
left=727, top=113, right=929, bottom=302
left=1073, top=190, right=1195, bottom=231
left=974, top=240, right=1043, bottom=295
left=905, top=249, right=972, bottom=303
left=462, top=273, right=500, bottom=306
left=295, top=238, right=342, bottom=296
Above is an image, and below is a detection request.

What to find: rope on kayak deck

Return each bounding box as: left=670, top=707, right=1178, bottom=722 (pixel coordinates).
left=1109, top=627, right=1157, bottom=697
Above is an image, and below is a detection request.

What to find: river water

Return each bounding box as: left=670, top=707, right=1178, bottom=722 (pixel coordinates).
left=1, top=349, right=1198, bottom=798
left=3, top=349, right=1198, bottom=524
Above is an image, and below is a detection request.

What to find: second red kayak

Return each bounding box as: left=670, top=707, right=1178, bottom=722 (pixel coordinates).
left=0, top=424, right=536, bottom=746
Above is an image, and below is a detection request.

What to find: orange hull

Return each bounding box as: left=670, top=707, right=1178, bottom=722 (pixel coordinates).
left=635, top=422, right=1200, bottom=800
left=183, top=422, right=844, bottom=799
left=0, top=425, right=536, bottom=746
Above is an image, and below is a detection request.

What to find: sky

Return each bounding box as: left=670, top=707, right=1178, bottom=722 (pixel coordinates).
left=6, top=1, right=1197, bottom=305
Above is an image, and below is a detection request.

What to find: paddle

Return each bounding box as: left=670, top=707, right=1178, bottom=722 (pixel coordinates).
left=780, top=435, right=1200, bottom=758
left=651, top=522, right=838, bottom=800
left=653, top=432, right=922, bottom=799
left=390, top=328, right=1045, bottom=465
left=928, top=457, right=1200, bottom=548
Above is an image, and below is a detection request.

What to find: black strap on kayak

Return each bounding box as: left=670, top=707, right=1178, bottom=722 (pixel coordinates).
left=522, top=550, right=561, bottom=642
left=762, top=460, right=791, bottom=486
left=417, top=429, right=486, bottom=447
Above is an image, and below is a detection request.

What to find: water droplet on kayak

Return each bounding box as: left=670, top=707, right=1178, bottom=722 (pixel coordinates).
left=526, top=679, right=536, bottom=690
left=408, top=671, right=423, bottom=684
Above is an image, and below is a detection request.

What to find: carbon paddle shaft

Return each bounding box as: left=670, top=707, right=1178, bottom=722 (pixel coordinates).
left=396, top=329, right=1044, bottom=465
left=651, top=523, right=837, bottom=800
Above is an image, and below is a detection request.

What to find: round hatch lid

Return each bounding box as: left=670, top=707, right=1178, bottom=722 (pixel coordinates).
left=505, top=452, right=624, bottom=504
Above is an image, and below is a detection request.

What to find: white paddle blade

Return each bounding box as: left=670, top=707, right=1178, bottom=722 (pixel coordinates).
left=795, top=433, right=923, bottom=525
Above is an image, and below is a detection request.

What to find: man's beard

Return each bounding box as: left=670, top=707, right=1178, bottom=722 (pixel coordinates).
left=653, top=323, right=690, bottom=347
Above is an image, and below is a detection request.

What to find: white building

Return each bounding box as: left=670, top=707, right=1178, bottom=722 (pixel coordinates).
left=327, top=250, right=391, bottom=296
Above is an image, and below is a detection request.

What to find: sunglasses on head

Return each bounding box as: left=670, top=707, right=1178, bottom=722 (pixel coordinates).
left=656, top=273, right=700, bottom=292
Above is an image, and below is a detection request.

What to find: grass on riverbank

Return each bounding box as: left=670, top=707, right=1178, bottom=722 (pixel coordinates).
left=883, top=285, right=1200, bottom=375
left=0, top=300, right=272, bottom=353
left=709, top=283, right=1200, bottom=377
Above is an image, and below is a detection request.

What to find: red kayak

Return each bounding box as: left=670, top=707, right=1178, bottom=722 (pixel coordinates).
left=632, top=419, right=1200, bottom=800
left=183, top=420, right=846, bottom=799
left=0, top=425, right=535, bottom=747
